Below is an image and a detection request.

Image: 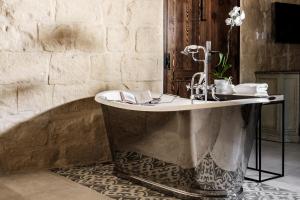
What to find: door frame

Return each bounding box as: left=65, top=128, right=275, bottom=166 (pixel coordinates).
left=163, top=0, right=169, bottom=94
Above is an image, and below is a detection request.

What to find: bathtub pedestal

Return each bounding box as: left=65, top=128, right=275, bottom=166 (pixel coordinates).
left=112, top=151, right=244, bottom=199
left=114, top=171, right=244, bottom=199
left=101, top=103, right=260, bottom=199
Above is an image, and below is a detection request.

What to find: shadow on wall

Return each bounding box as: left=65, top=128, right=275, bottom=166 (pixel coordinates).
left=0, top=98, right=111, bottom=174
left=40, top=24, right=103, bottom=51
left=0, top=23, right=118, bottom=174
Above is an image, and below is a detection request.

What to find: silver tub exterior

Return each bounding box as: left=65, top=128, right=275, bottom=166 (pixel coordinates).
left=101, top=104, right=260, bottom=199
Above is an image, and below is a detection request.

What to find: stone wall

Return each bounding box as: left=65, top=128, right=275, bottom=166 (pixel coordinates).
left=0, top=0, right=163, bottom=173
left=240, top=0, right=300, bottom=82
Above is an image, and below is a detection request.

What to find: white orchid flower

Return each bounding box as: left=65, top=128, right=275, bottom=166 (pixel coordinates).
left=234, top=16, right=243, bottom=26
left=226, top=6, right=245, bottom=27
left=225, top=18, right=233, bottom=26
left=240, top=10, right=245, bottom=20
left=229, top=6, right=240, bottom=18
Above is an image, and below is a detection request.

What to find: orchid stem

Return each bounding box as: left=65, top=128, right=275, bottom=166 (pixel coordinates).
left=226, top=25, right=233, bottom=63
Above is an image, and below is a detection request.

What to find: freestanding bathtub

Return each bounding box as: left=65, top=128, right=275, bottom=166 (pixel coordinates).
left=95, top=91, right=269, bottom=199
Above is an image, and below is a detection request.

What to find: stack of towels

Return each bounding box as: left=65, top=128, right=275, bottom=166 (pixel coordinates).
left=233, top=83, right=269, bottom=96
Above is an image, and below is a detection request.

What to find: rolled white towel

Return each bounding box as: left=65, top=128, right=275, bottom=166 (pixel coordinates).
left=233, top=83, right=269, bottom=96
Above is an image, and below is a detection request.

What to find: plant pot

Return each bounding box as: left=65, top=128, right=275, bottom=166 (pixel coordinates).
left=214, top=79, right=234, bottom=94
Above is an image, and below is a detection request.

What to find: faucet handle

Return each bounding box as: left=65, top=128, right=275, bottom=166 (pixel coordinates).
left=209, top=50, right=220, bottom=54
left=186, top=83, right=191, bottom=91
left=210, top=84, right=220, bottom=101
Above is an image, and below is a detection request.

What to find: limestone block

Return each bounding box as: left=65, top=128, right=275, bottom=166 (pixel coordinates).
left=39, top=24, right=74, bottom=52
left=6, top=0, right=54, bottom=22
left=0, top=2, right=14, bottom=23
left=53, top=83, right=107, bottom=107
left=0, top=53, right=50, bottom=84
left=79, top=81, right=113, bottom=97
left=56, top=0, right=102, bottom=22
left=0, top=85, right=17, bottom=116
left=51, top=110, right=110, bottom=165
left=73, top=24, right=106, bottom=52
left=91, top=81, right=125, bottom=91
left=122, top=81, right=163, bottom=93
left=91, top=53, right=122, bottom=81
left=0, top=140, right=4, bottom=155
left=107, top=26, right=132, bottom=52
left=0, top=147, right=59, bottom=172
left=28, top=147, right=60, bottom=168
left=49, top=110, right=103, bottom=146
left=64, top=143, right=105, bottom=165
left=0, top=111, right=36, bottom=134
left=0, top=23, right=38, bottom=51
left=125, top=0, right=163, bottom=27
left=0, top=149, right=32, bottom=172
left=18, top=85, right=54, bottom=113
left=11, top=122, right=49, bottom=149
left=39, top=24, right=106, bottom=52
left=0, top=112, right=50, bottom=151
left=136, top=27, right=162, bottom=53
left=49, top=97, right=100, bottom=118
left=102, top=0, right=125, bottom=25
left=104, top=81, right=125, bottom=90
left=121, top=54, right=161, bottom=81
left=49, top=53, right=90, bottom=84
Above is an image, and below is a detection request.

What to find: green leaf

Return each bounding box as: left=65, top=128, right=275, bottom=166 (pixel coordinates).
left=217, top=53, right=224, bottom=66
left=213, top=52, right=232, bottom=79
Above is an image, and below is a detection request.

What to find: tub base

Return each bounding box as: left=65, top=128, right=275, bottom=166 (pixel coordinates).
left=113, top=150, right=245, bottom=199
left=114, top=171, right=244, bottom=199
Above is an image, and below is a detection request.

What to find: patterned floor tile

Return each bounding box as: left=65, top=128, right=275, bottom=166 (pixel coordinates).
left=52, top=163, right=300, bottom=200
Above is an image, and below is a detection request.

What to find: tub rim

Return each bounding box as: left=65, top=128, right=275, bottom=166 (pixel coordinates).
left=95, top=90, right=274, bottom=112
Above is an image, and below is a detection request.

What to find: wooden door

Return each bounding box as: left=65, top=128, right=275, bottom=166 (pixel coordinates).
left=164, top=0, right=240, bottom=97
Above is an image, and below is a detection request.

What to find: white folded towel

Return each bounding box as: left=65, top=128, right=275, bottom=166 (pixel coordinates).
left=120, top=90, right=153, bottom=104
left=233, top=83, right=269, bottom=96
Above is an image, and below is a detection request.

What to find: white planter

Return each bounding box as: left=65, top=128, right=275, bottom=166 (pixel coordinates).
left=214, top=79, right=234, bottom=94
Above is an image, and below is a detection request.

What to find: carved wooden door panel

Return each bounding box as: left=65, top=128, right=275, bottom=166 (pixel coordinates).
left=164, top=0, right=240, bottom=97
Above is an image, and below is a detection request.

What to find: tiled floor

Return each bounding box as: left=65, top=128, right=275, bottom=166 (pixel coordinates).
left=247, top=141, right=300, bottom=193
left=52, top=163, right=300, bottom=199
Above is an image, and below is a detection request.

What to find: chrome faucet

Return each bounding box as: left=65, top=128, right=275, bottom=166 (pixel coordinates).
left=182, top=41, right=219, bottom=103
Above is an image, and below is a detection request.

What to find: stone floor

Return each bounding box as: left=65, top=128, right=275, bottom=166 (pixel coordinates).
left=0, top=141, right=300, bottom=200
left=247, top=141, right=300, bottom=193
left=0, top=171, right=112, bottom=200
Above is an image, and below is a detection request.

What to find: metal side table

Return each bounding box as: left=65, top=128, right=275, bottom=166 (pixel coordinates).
left=245, top=95, right=285, bottom=182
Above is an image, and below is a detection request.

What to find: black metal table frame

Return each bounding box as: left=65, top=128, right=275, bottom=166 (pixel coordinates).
left=245, top=100, right=285, bottom=183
